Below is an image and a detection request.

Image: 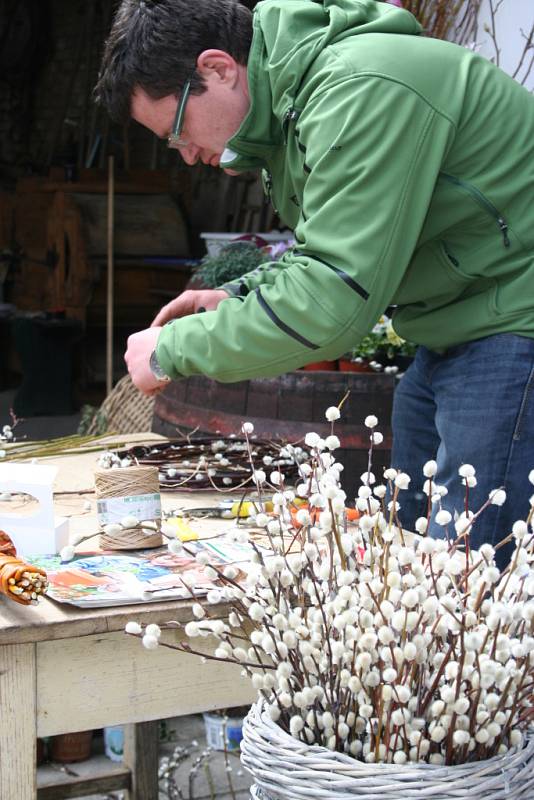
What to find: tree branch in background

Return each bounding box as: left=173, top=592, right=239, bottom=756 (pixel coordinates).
left=512, top=21, right=534, bottom=86
left=484, top=0, right=506, bottom=65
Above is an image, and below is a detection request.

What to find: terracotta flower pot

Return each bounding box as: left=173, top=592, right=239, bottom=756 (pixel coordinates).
left=50, top=730, right=93, bottom=763
left=301, top=360, right=338, bottom=371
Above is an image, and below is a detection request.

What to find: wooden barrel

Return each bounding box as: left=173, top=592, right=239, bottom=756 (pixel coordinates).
left=153, top=371, right=396, bottom=496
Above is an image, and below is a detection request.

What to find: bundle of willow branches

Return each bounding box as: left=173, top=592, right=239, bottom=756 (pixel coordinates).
left=403, top=0, right=482, bottom=45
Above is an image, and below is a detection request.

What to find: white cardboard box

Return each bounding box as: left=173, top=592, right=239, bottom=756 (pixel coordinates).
left=0, top=462, right=69, bottom=555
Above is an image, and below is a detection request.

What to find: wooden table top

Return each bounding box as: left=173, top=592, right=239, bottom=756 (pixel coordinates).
left=0, top=433, right=246, bottom=647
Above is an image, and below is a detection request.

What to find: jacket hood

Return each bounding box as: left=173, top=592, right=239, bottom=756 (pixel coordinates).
left=222, top=0, right=422, bottom=169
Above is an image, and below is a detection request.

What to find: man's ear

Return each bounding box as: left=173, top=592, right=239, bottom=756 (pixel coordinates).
left=196, top=49, right=239, bottom=85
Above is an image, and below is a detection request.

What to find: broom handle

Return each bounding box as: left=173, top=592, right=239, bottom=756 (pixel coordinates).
left=106, top=155, right=115, bottom=395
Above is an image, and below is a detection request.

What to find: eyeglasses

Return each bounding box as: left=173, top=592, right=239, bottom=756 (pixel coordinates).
left=167, top=79, right=192, bottom=149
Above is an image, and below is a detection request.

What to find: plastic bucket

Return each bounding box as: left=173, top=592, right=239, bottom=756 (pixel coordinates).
left=203, top=712, right=244, bottom=751
left=104, top=725, right=124, bottom=762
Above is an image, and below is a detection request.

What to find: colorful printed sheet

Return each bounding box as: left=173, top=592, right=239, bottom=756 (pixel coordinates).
left=26, top=538, right=255, bottom=608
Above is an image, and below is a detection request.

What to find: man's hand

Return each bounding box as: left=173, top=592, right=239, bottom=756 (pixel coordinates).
left=151, top=289, right=230, bottom=327
left=125, top=326, right=167, bottom=396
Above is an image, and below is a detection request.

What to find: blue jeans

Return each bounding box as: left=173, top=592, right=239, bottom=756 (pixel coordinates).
left=391, top=334, right=534, bottom=567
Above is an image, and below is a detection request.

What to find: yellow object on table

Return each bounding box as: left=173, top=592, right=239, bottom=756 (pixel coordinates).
left=164, top=517, right=199, bottom=541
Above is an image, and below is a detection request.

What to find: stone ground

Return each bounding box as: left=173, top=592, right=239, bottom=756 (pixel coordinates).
left=1, top=390, right=254, bottom=798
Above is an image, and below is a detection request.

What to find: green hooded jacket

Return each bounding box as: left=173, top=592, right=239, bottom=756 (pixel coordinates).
left=157, top=0, right=534, bottom=382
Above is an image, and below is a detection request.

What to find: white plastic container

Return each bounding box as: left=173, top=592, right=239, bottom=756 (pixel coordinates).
left=200, top=232, right=292, bottom=257
left=203, top=712, right=244, bottom=751
left=103, top=725, right=124, bottom=762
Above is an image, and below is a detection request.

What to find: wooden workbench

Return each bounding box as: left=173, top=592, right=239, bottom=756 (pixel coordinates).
left=0, top=436, right=255, bottom=799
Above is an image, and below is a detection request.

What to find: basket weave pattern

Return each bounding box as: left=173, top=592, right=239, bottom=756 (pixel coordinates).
left=86, top=374, right=155, bottom=435
left=242, top=702, right=534, bottom=800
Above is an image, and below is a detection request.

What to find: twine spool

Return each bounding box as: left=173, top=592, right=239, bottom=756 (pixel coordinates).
left=95, top=466, right=163, bottom=550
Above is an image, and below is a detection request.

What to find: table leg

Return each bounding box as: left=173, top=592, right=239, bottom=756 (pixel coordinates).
left=122, top=720, right=159, bottom=800
left=0, top=642, right=37, bottom=799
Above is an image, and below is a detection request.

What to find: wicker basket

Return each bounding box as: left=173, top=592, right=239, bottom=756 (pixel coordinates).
left=85, top=374, right=155, bottom=435
left=241, top=701, right=534, bottom=800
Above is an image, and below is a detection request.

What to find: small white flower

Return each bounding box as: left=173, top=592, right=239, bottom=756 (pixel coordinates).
left=304, top=432, right=321, bottom=448
left=395, top=472, right=411, bottom=490
left=325, top=406, right=341, bottom=422
left=125, top=621, right=142, bottom=635
left=371, top=431, right=383, bottom=445
left=145, top=623, right=161, bottom=638
left=192, top=603, right=206, bottom=619
left=383, top=468, right=397, bottom=481
left=489, top=488, right=506, bottom=506
left=325, top=434, right=340, bottom=451
left=401, top=589, right=419, bottom=608
left=142, top=634, right=159, bottom=650
left=253, top=469, right=266, bottom=485
left=241, top=422, right=254, bottom=434
left=435, top=509, right=452, bottom=526
left=459, top=463, right=476, bottom=478
left=423, top=460, right=437, bottom=477
left=249, top=602, right=265, bottom=621
left=463, top=475, right=477, bottom=488
left=103, top=523, right=123, bottom=536
left=430, top=725, right=447, bottom=743
left=453, top=730, right=470, bottom=746
left=60, top=545, right=76, bottom=562
left=528, top=469, right=534, bottom=485
left=121, top=515, right=139, bottom=529
left=289, top=716, right=305, bottom=735
left=270, top=470, right=283, bottom=486
left=364, top=415, right=378, bottom=428
left=454, top=512, right=473, bottom=535
left=415, top=517, right=428, bottom=534
left=512, top=520, right=528, bottom=540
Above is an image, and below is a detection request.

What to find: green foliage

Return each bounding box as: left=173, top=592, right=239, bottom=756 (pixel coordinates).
left=352, top=315, right=418, bottom=361
left=194, top=242, right=269, bottom=288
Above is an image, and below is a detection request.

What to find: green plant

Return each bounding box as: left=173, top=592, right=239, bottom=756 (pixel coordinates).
left=194, top=242, right=269, bottom=289
left=351, top=315, right=417, bottom=364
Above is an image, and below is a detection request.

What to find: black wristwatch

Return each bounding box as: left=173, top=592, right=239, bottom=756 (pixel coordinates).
left=149, top=350, right=171, bottom=382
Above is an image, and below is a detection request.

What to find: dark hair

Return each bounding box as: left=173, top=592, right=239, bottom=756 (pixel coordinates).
left=94, top=0, right=253, bottom=123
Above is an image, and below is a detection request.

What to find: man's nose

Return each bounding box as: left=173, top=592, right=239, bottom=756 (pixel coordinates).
left=179, top=143, right=199, bottom=166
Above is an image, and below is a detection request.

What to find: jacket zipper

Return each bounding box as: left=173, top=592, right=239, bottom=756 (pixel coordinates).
left=263, top=108, right=301, bottom=213
left=261, top=169, right=278, bottom=215
left=282, top=107, right=301, bottom=143
left=440, top=173, right=510, bottom=248
left=442, top=241, right=459, bottom=267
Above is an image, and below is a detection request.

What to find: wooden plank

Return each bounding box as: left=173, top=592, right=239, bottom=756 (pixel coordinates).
left=123, top=722, right=159, bottom=800
left=36, top=629, right=254, bottom=737
left=0, top=643, right=37, bottom=799
left=37, top=763, right=131, bottom=800
left=0, top=595, right=210, bottom=647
